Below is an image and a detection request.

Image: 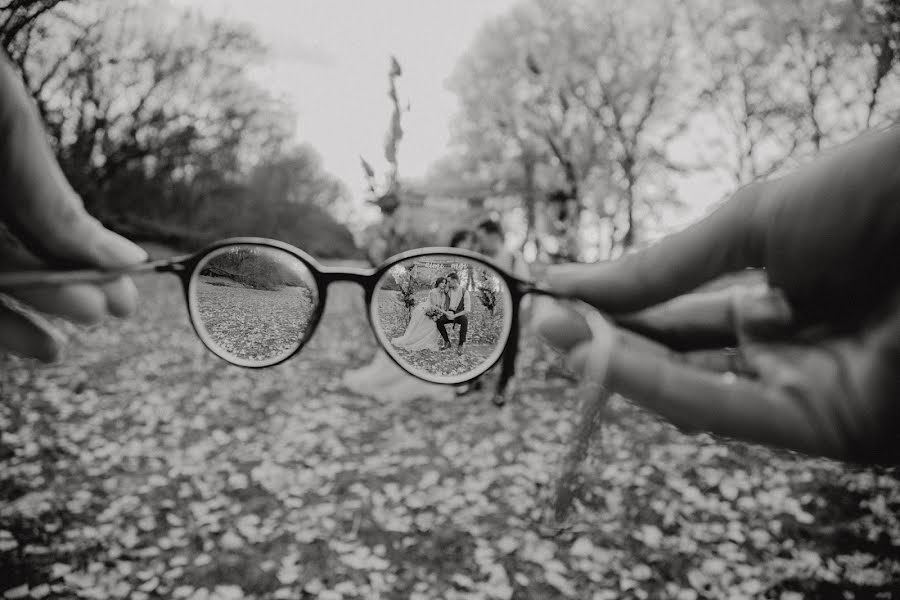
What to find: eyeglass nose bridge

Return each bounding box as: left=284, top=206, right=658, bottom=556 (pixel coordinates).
left=317, top=266, right=378, bottom=289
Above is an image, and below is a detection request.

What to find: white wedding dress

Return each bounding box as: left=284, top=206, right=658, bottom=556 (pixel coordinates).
left=342, top=288, right=452, bottom=403
left=391, top=290, right=445, bottom=351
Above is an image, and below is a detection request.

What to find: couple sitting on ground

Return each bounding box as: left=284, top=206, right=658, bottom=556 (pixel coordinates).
left=390, top=271, right=472, bottom=355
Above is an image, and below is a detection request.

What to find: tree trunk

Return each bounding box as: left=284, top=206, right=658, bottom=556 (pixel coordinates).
left=621, top=156, right=637, bottom=250
left=523, top=155, right=540, bottom=259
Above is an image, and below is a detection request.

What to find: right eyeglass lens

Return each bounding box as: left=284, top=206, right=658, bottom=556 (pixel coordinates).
left=370, top=254, right=514, bottom=384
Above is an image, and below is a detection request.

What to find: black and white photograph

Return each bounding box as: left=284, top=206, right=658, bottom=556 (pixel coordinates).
left=1, top=0, right=899, bottom=599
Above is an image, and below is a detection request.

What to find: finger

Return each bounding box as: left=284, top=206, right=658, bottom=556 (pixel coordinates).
left=10, top=284, right=107, bottom=324
left=0, top=54, right=146, bottom=268
left=533, top=292, right=762, bottom=376
left=1, top=232, right=140, bottom=321
left=101, top=276, right=140, bottom=318
left=611, top=284, right=797, bottom=351
left=7, top=276, right=138, bottom=323
left=564, top=329, right=754, bottom=377
left=566, top=329, right=848, bottom=460
left=613, top=288, right=738, bottom=351
left=681, top=349, right=757, bottom=376
left=531, top=296, right=593, bottom=350
left=0, top=297, right=64, bottom=362
left=545, top=183, right=765, bottom=312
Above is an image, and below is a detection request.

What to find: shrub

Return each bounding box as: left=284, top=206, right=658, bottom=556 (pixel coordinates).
left=475, top=269, right=499, bottom=315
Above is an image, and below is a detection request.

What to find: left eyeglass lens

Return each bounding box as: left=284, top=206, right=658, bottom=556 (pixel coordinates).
left=188, top=244, right=319, bottom=366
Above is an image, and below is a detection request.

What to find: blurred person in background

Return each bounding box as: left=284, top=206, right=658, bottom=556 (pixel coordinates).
left=475, top=217, right=530, bottom=280
left=454, top=217, right=534, bottom=397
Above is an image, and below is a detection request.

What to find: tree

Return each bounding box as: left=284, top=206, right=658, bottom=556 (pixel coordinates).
left=684, top=0, right=900, bottom=188
left=445, top=1, right=602, bottom=260
left=444, top=0, right=687, bottom=259
left=1, top=0, right=359, bottom=257
left=563, top=0, right=687, bottom=251
left=360, top=56, right=432, bottom=266
left=861, top=0, right=900, bottom=126
left=0, top=0, right=66, bottom=62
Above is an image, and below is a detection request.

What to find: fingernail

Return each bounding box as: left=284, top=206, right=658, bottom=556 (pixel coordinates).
left=534, top=307, right=593, bottom=351
left=563, top=321, right=616, bottom=385
left=104, top=276, right=139, bottom=318
left=528, top=296, right=561, bottom=342
left=97, top=229, right=148, bottom=266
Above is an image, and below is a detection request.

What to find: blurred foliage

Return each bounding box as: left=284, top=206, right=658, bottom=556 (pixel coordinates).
left=475, top=270, right=498, bottom=315
left=440, top=0, right=900, bottom=261
left=201, top=247, right=312, bottom=291
left=0, top=0, right=359, bottom=258
left=392, top=269, right=417, bottom=321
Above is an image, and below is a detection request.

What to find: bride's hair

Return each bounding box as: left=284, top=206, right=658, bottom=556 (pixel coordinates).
left=449, top=228, right=475, bottom=248
left=433, top=276, right=447, bottom=288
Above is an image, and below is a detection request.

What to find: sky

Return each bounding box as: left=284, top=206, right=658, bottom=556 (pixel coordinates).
left=175, top=0, right=730, bottom=234
left=177, top=1, right=519, bottom=196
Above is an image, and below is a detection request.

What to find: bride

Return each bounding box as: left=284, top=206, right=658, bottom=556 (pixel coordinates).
left=341, top=229, right=474, bottom=403
left=391, top=277, right=448, bottom=351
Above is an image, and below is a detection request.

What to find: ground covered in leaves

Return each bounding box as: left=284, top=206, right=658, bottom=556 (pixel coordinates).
left=1, top=252, right=899, bottom=599
left=194, top=277, right=315, bottom=363
left=376, top=290, right=503, bottom=378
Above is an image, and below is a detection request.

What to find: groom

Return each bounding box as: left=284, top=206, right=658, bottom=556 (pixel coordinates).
left=437, top=272, right=470, bottom=355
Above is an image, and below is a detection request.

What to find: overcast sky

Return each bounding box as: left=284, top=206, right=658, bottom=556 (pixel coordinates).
left=177, top=1, right=517, bottom=193
left=176, top=0, right=728, bottom=231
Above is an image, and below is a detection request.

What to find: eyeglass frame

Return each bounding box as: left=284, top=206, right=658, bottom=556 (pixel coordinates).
left=0, top=237, right=563, bottom=402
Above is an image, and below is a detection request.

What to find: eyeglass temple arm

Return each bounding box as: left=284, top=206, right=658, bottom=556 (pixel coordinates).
left=0, top=255, right=192, bottom=289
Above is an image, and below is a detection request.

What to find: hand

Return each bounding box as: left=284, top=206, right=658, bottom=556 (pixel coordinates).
left=0, top=52, right=147, bottom=362
left=445, top=311, right=455, bottom=318
left=535, top=125, right=900, bottom=465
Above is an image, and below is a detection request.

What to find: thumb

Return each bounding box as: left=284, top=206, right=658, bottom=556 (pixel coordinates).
left=531, top=296, right=617, bottom=385
left=0, top=52, right=146, bottom=268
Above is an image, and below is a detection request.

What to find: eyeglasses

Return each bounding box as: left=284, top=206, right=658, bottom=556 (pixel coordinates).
left=0, top=237, right=571, bottom=402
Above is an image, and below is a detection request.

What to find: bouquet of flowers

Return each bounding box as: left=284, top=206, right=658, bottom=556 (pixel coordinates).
left=475, top=271, right=498, bottom=315
left=424, top=306, right=443, bottom=321
left=393, top=270, right=416, bottom=313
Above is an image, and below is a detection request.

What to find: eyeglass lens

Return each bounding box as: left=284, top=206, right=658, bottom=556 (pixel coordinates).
left=186, top=246, right=514, bottom=381
left=188, top=244, right=320, bottom=366
left=369, top=254, right=513, bottom=384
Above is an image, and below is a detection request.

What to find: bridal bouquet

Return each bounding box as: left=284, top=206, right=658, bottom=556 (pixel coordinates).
left=424, top=306, right=443, bottom=321
left=393, top=270, right=417, bottom=312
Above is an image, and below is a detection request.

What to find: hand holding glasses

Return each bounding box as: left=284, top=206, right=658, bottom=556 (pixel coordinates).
left=0, top=238, right=594, bottom=401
